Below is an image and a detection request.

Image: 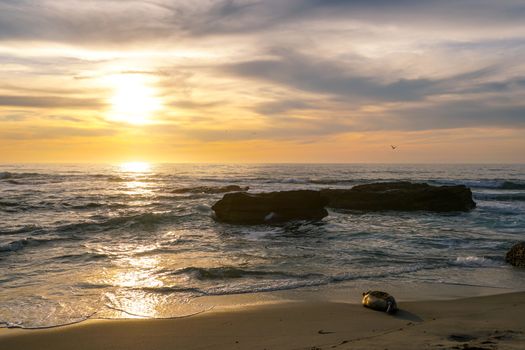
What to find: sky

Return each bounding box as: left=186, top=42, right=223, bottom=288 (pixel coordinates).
left=0, top=0, right=524, bottom=163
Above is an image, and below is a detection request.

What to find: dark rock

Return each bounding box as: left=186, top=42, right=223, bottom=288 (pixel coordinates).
left=212, top=190, right=328, bottom=224
left=506, top=242, right=525, bottom=267
left=172, top=185, right=249, bottom=194
left=448, top=334, right=477, bottom=342
left=321, top=182, right=476, bottom=212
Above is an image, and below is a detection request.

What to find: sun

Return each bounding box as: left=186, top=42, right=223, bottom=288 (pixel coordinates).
left=108, top=74, right=162, bottom=125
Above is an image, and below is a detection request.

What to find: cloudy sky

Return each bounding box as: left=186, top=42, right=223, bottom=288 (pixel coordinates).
left=1, top=0, right=524, bottom=163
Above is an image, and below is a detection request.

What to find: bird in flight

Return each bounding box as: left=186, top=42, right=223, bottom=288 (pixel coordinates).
left=391, top=145, right=398, bottom=150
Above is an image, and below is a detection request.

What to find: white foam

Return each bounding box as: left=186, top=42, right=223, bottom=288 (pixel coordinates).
left=452, top=256, right=503, bottom=267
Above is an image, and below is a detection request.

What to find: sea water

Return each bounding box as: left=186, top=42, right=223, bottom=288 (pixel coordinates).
left=1, top=163, right=524, bottom=328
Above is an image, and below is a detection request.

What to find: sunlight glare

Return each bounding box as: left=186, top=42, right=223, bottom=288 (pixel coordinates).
left=108, top=74, right=162, bottom=124
left=120, top=161, right=151, bottom=173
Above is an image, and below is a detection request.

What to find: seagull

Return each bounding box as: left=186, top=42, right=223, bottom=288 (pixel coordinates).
left=391, top=145, right=398, bottom=150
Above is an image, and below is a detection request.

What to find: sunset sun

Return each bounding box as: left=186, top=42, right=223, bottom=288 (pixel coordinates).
left=108, top=74, right=162, bottom=125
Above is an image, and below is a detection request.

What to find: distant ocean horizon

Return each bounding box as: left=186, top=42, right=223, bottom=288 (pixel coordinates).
left=1, top=163, right=525, bottom=328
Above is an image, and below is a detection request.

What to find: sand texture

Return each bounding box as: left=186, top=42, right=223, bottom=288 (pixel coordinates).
left=1, top=292, right=524, bottom=350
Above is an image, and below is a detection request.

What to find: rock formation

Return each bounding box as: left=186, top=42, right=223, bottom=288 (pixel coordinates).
left=506, top=242, right=525, bottom=267
left=212, top=190, right=328, bottom=224
left=321, top=182, right=476, bottom=212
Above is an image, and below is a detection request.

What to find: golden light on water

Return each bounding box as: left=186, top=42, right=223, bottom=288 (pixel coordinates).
left=108, top=74, right=162, bottom=125
left=120, top=161, right=151, bottom=173
left=106, top=256, right=163, bottom=318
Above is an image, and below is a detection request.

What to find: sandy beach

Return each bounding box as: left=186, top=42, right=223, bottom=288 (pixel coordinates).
left=1, top=291, right=524, bottom=350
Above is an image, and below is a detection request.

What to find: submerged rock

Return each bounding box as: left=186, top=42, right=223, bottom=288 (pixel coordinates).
left=172, top=185, right=249, bottom=194
left=362, top=290, right=398, bottom=314
left=321, top=182, right=476, bottom=212
left=212, top=190, right=328, bottom=224
left=506, top=242, right=525, bottom=267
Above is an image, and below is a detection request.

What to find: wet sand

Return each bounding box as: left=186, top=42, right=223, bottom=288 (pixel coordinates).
left=1, top=291, right=524, bottom=350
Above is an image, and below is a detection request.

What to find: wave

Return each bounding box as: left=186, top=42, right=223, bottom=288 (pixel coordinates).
left=0, top=172, right=129, bottom=184
left=0, top=225, right=44, bottom=235
left=0, top=201, right=19, bottom=208
left=171, top=185, right=249, bottom=194
left=451, top=256, right=504, bottom=267
left=432, top=179, right=525, bottom=190
left=0, top=200, right=123, bottom=213
left=0, top=236, right=68, bottom=254
left=50, top=252, right=110, bottom=262
left=55, top=211, right=189, bottom=234
left=170, top=266, right=324, bottom=281
left=5, top=180, right=24, bottom=185
left=309, top=179, right=358, bottom=185
left=0, top=172, right=43, bottom=179
left=0, top=238, right=32, bottom=253
left=181, top=261, right=505, bottom=298
left=330, top=263, right=436, bottom=282
left=474, top=193, right=525, bottom=202
left=499, top=181, right=525, bottom=190
left=106, top=176, right=127, bottom=182
left=139, top=286, right=208, bottom=295
left=67, top=202, right=130, bottom=210
left=141, top=264, right=443, bottom=298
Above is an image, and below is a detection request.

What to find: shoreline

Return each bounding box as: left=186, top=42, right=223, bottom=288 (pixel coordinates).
left=0, top=279, right=520, bottom=330
left=2, top=288, right=524, bottom=350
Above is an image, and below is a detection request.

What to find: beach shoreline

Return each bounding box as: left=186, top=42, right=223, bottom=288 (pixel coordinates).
left=2, top=289, right=524, bottom=350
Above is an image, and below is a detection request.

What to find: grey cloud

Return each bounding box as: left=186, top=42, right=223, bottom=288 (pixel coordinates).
left=385, top=101, right=525, bottom=131
left=177, top=0, right=525, bottom=37
left=0, top=0, right=176, bottom=44
left=0, top=95, right=106, bottom=108
left=0, top=83, right=103, bottom=96
left=225, top=50, right=495, bottom=102
left=1, top=0, right=524, bottom=44
left=254, top=99, right=319, bottom=115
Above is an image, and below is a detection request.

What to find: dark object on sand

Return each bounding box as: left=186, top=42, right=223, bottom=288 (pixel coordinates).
left=212, top=190, right=328, bottom=224
left=172, top=185, right=249, bottom=194
left=321, top=182, right=476, bottom=212
left=506, top=242, right=525, bottom=267
left=362, top=290, right=398, bottom=314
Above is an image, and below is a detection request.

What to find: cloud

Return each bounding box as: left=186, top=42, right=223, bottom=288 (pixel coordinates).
left=0, top=125, right=117, bottom=140
left=384, top=100, right=525, bottom=131
left=254, top=99, right=319, bottom=115
left=224, top=49, right=500, bottom=102
left=0, top=0, right=524, bottom=155
left=0, top=95, right=105, bottom=108
left=1, top=0, right=524, bottom=45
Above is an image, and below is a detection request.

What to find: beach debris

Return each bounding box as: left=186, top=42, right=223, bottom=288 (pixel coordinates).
left=362, top=290, right=398, bottom=314
left=212, top=190, right=328, bottom=224
left=321, top=182, right=476, bottom=212
left=506, top=242, right=525, bottom=267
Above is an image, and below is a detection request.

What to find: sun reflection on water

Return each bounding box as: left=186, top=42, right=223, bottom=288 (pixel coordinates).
left=118, top=162, right=154, bottom=196
left=104, top=256, right=164, bottom=318
left=120, top=162, right=151, bottom=173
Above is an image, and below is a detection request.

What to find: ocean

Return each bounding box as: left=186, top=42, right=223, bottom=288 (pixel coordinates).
left=1, top=163, right=524, bottom=328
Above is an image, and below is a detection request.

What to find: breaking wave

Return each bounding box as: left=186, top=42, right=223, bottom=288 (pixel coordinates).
left=451, top=256, right=505, bottom=267
left=170, top=266, right=324, bottom=280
